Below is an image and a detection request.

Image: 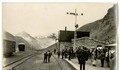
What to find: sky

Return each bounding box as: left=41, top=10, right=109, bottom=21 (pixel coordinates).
left=2, top=3, right=114, bottom=37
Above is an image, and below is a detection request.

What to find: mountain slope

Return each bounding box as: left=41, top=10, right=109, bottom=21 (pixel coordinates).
left=78, top=5, right=117, bottom=44
left=16, top=32, right=42, bottom=50
left=35, top=36, right=55, bottom=48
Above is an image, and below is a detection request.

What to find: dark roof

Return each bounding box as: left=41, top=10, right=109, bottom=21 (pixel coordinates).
left=58, top=30, right=90, bottom=42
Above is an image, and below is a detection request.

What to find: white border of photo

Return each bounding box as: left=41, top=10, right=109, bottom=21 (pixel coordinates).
left=0, top=0, right=119, bottom=70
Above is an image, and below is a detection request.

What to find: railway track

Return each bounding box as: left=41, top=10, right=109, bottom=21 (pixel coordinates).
left=3, top=50, right=72, bottom=70
left=2, top=51, right=42, bottom=70
left=51, top=54, right=75, bottom=70
left=49, top=55, right=63, bottom=70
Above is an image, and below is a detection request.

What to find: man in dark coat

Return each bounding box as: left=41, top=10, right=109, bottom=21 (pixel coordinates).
left=100, top=51, right=105, bottom=67
left=62, top=49, right=65, bottom=59
left=44, top=52, right=48, bottom=63
left=57, top=50, right=60, bottom=58
left=64, top=48, right=68, bottom=58
left=54, top=49, right=56, bottom=54
left=48, top=50, right=52, bottom=63
left=78, top=46, right=89, bottom=70
left=68, top=47, right=73, bottom=60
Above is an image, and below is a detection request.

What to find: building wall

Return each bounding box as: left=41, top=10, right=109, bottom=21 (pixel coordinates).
left=59, top=37, right=106, bottom=51
left=72, top=37, right=106, bottom=49
left=59, top=42, right=71, bottom=51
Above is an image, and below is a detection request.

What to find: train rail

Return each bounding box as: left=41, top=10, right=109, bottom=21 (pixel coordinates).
left=3, top=54, right=35, bottom=70
left=2, top=51, right=43, bottom=70
left=47, top=50, right=65, bottom=70
left=3, top=49, right=72, bottom=70
left=49, top=55, right=63, bottom=70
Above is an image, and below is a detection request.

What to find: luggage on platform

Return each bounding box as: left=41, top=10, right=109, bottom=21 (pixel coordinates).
left=92, top=60, right=97, bottom=66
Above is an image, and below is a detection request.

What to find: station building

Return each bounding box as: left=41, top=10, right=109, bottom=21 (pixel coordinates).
left=58, top=30, right=90, bottom=51
left=58, top=29, right=107, bottom=51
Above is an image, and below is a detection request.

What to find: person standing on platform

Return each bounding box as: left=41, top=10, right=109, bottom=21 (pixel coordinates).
left=54, top=49, right=56, bottom=54
left=92, top=49, right=97, bottom=66
left=78, top=46, right=89, bottom=70
left=57, top=50, right=60, bottom=58
left=100, top=50, right=105, bottom=67
left=44, top=52, right=48, bottom=63
left=62, top=49, right=65, bottom=59
left=105, top=51, right=110, bottom=67
left=68, top=47, right=73, bottom=60
left=48, top=50, right=52, bottom=63
left=64, top=48, right=68, bottom=58
left=76, top=47, right=81, bottom=64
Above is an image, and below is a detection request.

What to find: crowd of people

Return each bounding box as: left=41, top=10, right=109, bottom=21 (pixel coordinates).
left=59, top=46, right=74, bottom=60
left=43, top=45, right=115, bottom=70
left=90, top=47, right=115, bottom=68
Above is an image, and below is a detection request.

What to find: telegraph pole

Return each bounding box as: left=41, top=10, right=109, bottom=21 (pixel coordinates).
left=74, top=9, right=78, bottom=50
left=67, top=9, right=83, bottom=50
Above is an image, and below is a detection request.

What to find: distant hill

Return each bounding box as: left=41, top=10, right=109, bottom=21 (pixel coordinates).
left=35, top=36, right=55, bottom=48
left=78, top=5, right=117, bottom=44
left=16, top=32, right=55, bottom=49
left=42, top=43, right=57, bottom=51
left=16, top=32, right=42, bottom=50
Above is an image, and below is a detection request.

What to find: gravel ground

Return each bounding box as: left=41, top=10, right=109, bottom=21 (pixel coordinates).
left=14, top=53, right=74, bottom=70
left=3, top=51, right=35, bottom=67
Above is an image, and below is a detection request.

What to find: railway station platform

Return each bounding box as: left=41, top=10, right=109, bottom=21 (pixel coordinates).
left=13, top=53, right=75, bottom=70
left=3, top=50, right=35, bottom=67
left=53, top=54, right=109, bottom=70
left=3, top=52, right=110, bottom=70
left=65, top=58, right=110, bottom=70
left=52, top=54, right=77, bottom=70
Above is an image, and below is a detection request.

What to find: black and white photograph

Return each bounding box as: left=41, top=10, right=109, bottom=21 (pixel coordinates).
left=2, top=2, right=118, bottom=70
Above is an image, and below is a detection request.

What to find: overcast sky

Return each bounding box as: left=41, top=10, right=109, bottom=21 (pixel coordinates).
left=2, top=3, right=114, bottom=37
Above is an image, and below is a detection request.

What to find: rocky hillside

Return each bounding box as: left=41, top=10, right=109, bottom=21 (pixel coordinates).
left=78, top=5, right=117, bottom=44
